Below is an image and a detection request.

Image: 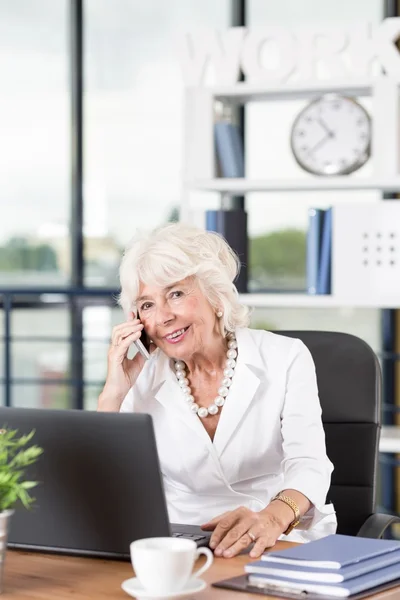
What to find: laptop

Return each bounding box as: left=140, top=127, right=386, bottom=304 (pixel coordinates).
left=1, top=407, right=210, bottom=559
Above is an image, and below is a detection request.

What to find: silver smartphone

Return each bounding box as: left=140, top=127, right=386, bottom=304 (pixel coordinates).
left=134, top=337, right=151, bottom=361
left=133, top=315, right=151, bottom=360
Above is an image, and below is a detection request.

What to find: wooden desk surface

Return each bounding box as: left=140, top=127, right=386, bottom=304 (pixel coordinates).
left=3, top=542, right=400, bottom=600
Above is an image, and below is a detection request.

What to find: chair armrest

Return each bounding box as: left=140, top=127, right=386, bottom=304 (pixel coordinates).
left=357, top=513, right=400, bottom=539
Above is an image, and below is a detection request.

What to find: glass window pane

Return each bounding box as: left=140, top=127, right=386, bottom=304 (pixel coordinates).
left=0, top=0, right=70, bottom=286
left=12, top=340, right=70, bottom=379
left=0, top=308, right=4, bottom=406
left=10, top=308, right=70, bottom=408
left=0, top=308, right=4, bottom=381
left=84, top=0, right=232, bottom=286
left=83, top=306, right=124, bottom=410
left=11, top=384, right=71, bottom=410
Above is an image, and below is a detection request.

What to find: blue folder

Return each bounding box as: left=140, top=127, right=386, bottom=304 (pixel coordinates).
left=246, top=548, right=400, bottom=582
left=261, top=534, right=400, bottom=569
left=247, top=562, right=400, bottom=597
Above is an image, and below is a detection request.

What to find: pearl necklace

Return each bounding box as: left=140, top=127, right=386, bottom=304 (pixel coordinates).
left=174, top=333, right=238, bottom=419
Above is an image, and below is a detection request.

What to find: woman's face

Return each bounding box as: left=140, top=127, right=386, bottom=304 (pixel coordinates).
left=136, top=277, right=221, bottom=360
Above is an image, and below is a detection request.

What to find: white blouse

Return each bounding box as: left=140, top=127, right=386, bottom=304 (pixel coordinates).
left=120, top=327, right=337, bottom=543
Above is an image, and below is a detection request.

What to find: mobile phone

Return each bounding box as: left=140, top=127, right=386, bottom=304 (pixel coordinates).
left=134, top=337, right=150, bottom=361
left=133, top=316, right=151, bottom=361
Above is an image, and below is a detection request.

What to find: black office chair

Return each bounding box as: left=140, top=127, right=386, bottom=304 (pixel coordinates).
left=275, top=330, right=400, bottom=538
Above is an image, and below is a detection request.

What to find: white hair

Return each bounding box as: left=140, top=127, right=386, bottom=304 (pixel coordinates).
left=118, top=222, right=250, bottom=334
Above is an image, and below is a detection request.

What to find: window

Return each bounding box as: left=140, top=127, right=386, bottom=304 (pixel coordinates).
left=0, top=0, right=70, bottom=286
left=84, top=0, right=232, bottom=287
left=11, top=305, right=70, bottom=409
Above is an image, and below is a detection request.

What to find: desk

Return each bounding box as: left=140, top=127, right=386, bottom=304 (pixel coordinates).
left=3, top=543, right=400, bottom=600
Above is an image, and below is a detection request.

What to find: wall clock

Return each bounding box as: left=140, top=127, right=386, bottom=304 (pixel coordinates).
left=290, top=95, right=371, bottom=176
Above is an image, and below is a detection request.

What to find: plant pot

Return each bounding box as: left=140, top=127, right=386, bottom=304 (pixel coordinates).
left=0, top=510, right=14, bottom=594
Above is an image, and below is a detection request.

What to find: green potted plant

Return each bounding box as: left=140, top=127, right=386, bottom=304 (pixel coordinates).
left=0, top=428, right=43, bottom=593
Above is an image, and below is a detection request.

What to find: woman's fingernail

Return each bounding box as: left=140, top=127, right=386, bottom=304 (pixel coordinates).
left=209, top=541, right=216, bottom=549
left=250, top=551, right=256, bottom=558
left=223, top=550, right=232, bottom=558
left=214, top=548, right=222, bottom=556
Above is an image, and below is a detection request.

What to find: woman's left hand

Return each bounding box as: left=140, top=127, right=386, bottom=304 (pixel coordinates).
left=201, top=506, right=284, bottom=559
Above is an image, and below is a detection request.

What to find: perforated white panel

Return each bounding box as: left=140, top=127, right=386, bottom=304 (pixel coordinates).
left=332, top=202, right=400, bottom=304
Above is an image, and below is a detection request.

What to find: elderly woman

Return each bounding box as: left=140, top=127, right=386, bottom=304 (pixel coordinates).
left=98, top=222, right=336, bottom=558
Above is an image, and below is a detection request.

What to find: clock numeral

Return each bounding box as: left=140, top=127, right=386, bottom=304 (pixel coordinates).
left=297, top=130, right=306, bottom=137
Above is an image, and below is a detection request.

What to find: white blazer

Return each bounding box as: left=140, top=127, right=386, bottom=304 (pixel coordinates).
left=121, top=328, right=337, bottom=543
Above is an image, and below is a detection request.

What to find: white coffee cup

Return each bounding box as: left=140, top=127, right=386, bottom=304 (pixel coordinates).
left=130, top=537, right=213, bottom=594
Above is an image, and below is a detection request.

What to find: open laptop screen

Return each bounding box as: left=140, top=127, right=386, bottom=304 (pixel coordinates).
left=2, top=408, right=172, bottom=559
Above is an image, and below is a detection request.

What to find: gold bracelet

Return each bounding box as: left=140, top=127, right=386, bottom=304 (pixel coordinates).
left=272, top=493, right=300, bottom=535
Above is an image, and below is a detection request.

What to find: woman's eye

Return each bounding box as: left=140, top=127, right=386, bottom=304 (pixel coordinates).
left=171, top=290, right=183, bottom=299
left=140, top=302, right=152, bottom=311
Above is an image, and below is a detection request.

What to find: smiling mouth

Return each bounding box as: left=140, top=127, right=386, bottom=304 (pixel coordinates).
left=165, top=326, right=190, bottom=343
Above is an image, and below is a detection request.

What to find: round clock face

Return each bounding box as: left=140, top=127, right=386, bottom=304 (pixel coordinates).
left=290, top=95, right=371, bottom=176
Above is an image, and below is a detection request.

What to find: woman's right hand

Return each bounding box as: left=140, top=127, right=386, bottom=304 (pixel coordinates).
left=98, top=313, right=151, bottom=411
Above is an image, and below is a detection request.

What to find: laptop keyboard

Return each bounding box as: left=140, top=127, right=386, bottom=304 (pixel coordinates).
left=171, top=532, right=208, bottom=543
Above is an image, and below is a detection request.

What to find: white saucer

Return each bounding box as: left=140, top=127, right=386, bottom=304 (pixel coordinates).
left=121, top=577, right=206, bottom=600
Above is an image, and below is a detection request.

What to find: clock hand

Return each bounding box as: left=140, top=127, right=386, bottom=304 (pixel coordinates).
left=318, top=118, right=335, bottom=138
left=307, top=133, right=332, bottom=155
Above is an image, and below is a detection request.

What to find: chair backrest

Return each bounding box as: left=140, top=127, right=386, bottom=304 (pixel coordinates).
left=273, top=330, right=381, bottom=536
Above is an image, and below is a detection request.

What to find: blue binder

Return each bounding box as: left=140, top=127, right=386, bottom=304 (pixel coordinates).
left=214, top=122, right=244, bottom=178
left=317, top=207, right=332, bottom=294
left=306, top=208, right=324, bottom=295
left=246, top=548, right=400, bottom=583
left=260, top=534, right=400, bottom=569
left=247, top=562, right=400, bottom=597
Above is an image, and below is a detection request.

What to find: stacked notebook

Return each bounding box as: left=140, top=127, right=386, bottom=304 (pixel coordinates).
left=244, top=534, right=400, bottom=597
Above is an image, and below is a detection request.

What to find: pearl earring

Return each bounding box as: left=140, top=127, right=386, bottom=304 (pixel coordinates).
left=217, top=311, right=223, bottom=318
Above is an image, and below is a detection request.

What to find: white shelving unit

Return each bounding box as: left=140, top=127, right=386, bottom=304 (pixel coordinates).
left=189, top=177, right=400, bottom=194
left=182, top=76, right=400, bottom=209
left=182, top=75, right=400, bottom=308
left=211, top=79, right=394, bottom=103
left=238, top=294, right=400, bottom=309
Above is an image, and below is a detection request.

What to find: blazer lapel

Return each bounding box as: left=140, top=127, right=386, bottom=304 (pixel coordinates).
left=152, top=328, right=267, bottom=453
left=152, top=352, right=211, bottom=444
left=213, top=328, right=267, bottom=457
